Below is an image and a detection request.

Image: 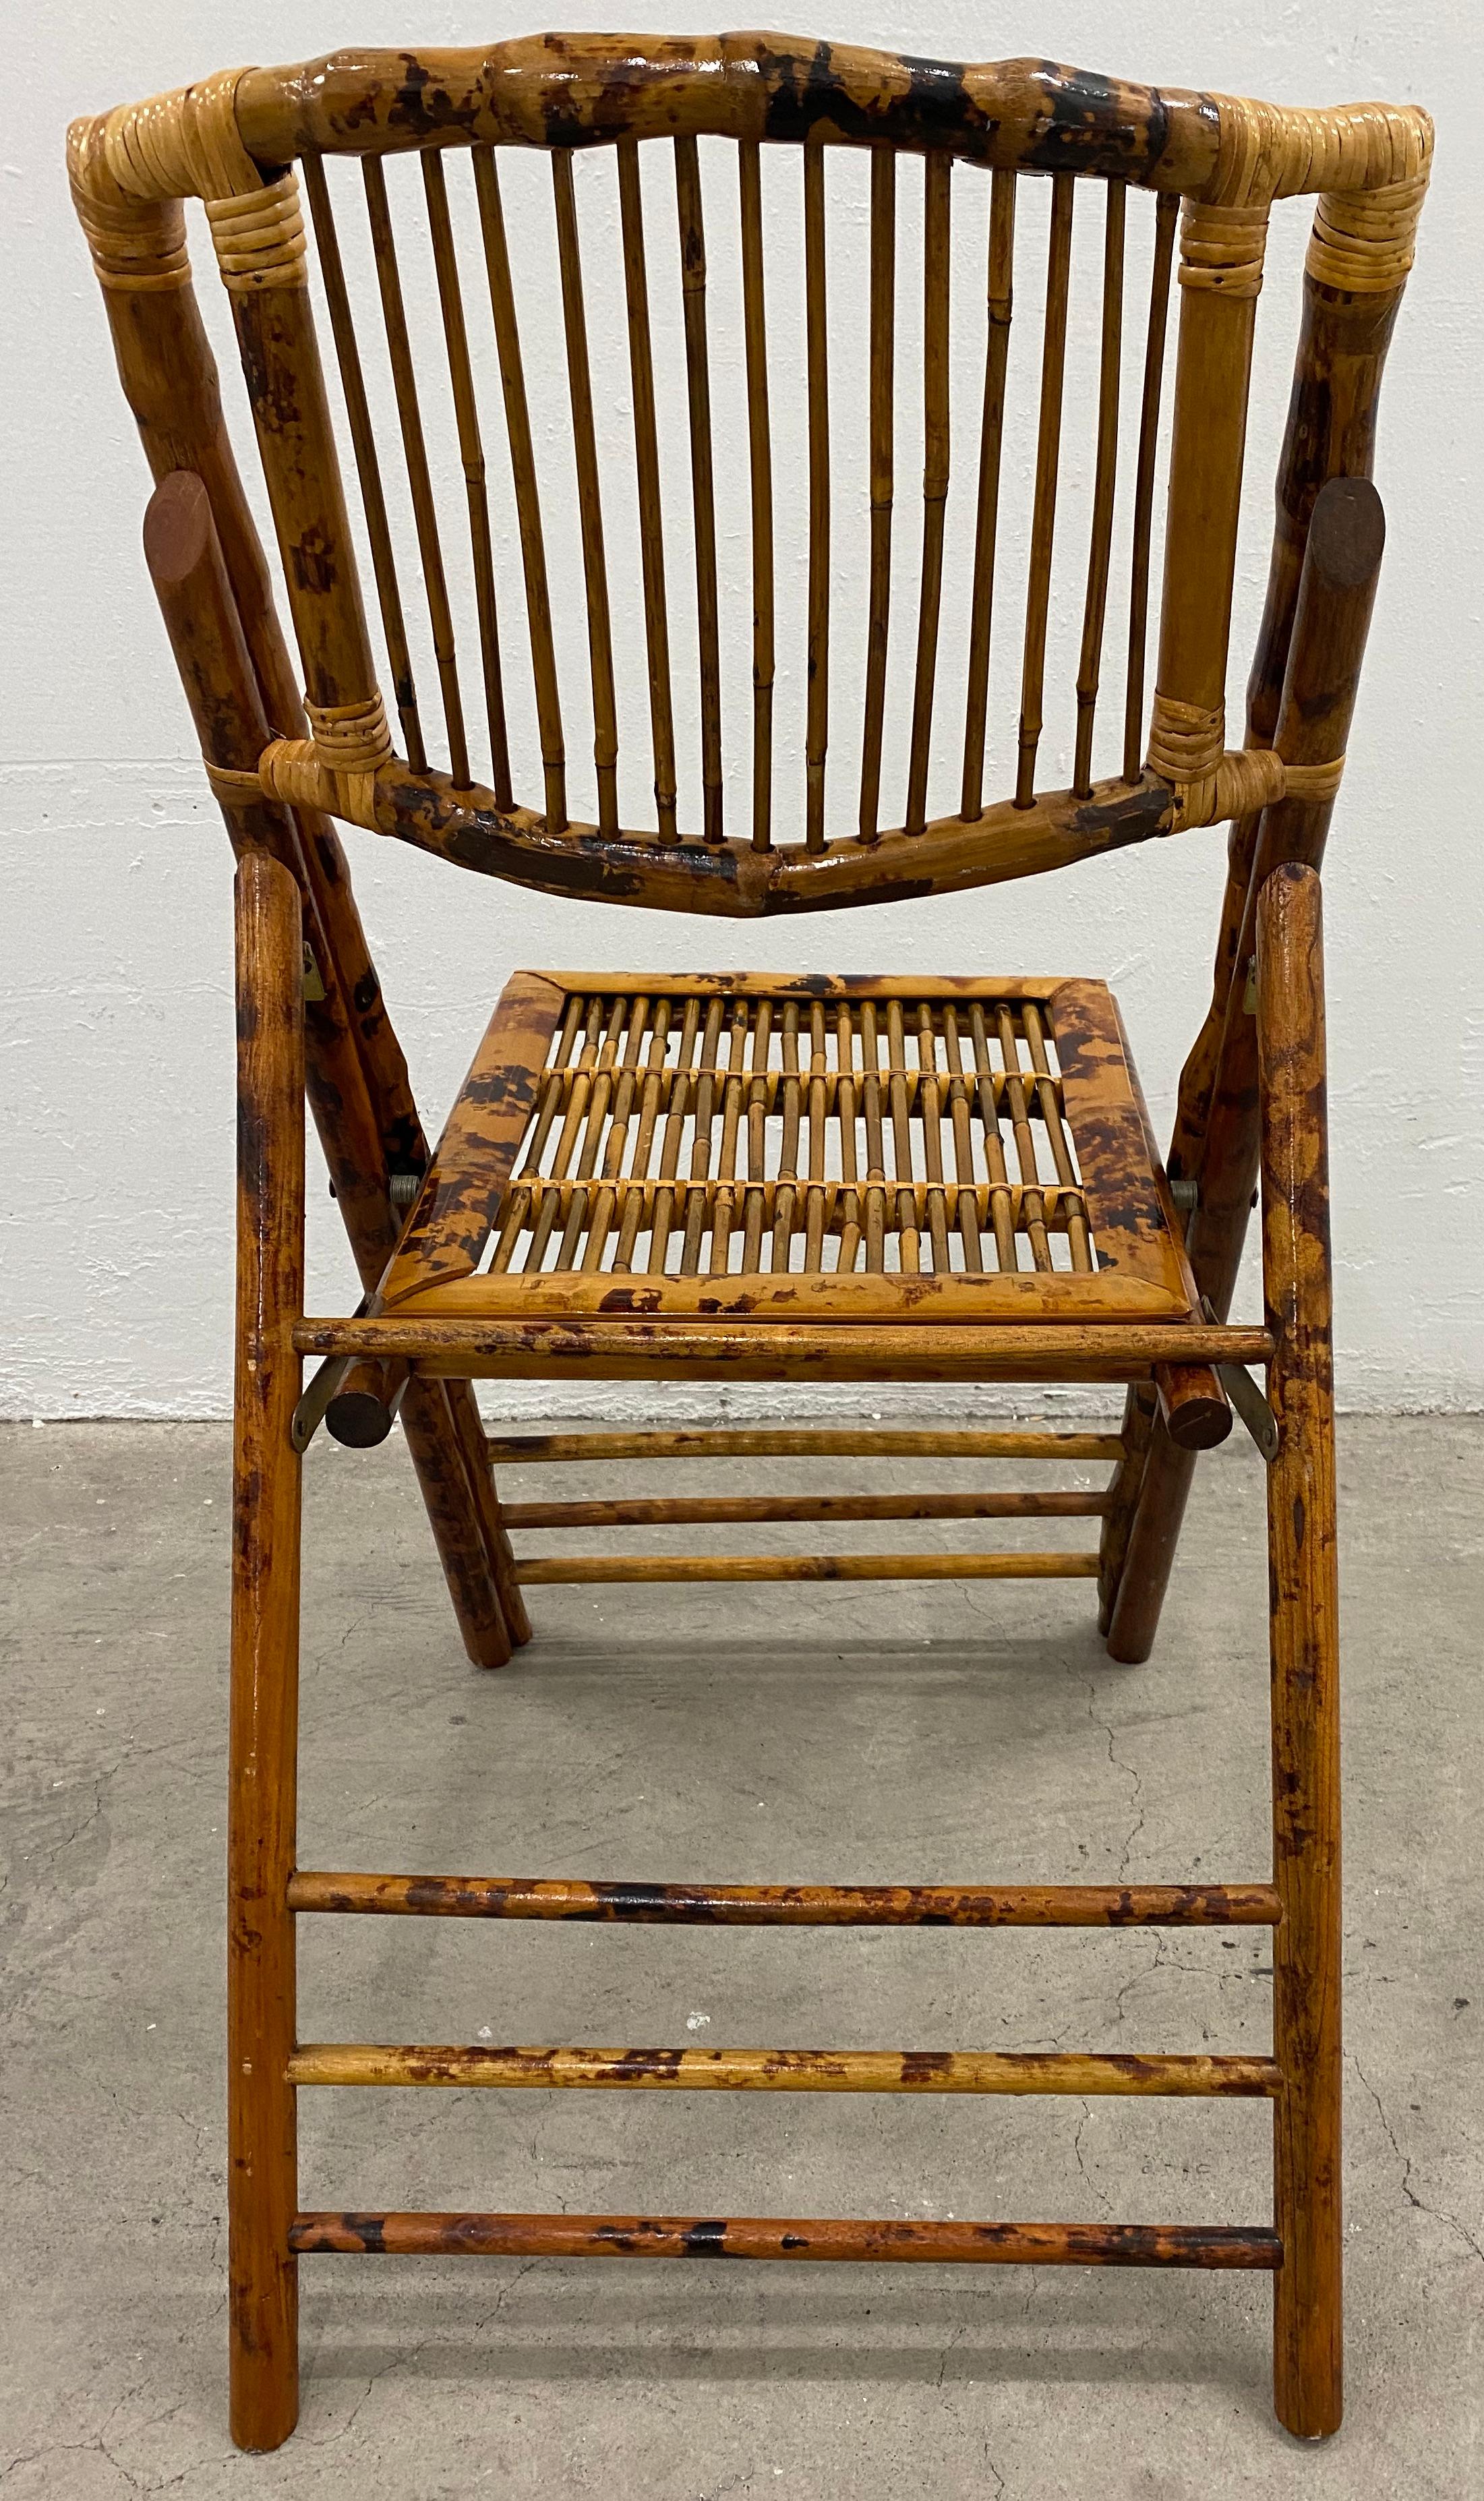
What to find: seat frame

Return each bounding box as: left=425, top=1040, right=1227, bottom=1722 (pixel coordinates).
left=67, top=30, right=1428, bottom=2453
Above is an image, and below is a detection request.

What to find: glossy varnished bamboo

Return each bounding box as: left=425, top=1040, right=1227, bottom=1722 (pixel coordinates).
left=905, top=152, right=951, bottom=836
left=961, top=172, right=1015, bottom=820
left=1106, top=479, right=1384, bottom=1662
left=362, top=160, right=469, bottom=785
left=858, top=144, right=895, bottom=841
left=1122, top=192, right=1177, bottom=782
left=1075, top=180, right=1125, bottom=797
left=423, top=149, right=514, bottom=804
left=675, top=136, right=724, bottom=843
left=616, top=138, right=678, bottom=842
left=289, top=2042, right=1280, bottom=2095
left=472, top=147, right=566, bottom=829
left=500, top=1488, right=1104, bottom=1527
left=804, top=137, right=829, bottom=851
left=1015, top=175, right=1073, bottom=808
left=291, top=2212, right=1282, bottom=2266
left=553, top=151, right=619, bottom=838
left=300, top=152, right=427, bottom=771
left=140, top=472, right=512, bottom=1668
left=738, top=138, right=775, bottom=850
left=1259, top=864, right=1342, bottom=2439
left=229, top=852, right=303, bottom=2450
left=288, top=1872, right=1279, bottom=1925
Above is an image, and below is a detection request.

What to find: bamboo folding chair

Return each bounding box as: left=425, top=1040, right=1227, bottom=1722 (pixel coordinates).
left=69, top=32, right=1429, bottom=2449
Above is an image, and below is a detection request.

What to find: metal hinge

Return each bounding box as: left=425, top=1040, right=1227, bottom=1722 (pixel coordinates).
left=1200, top=1296, right=1278, bottom=1461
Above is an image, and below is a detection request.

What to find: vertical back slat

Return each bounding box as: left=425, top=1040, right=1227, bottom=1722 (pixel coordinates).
left=674, top=138, right=724, bottom=844
left=616, top=140, right=680, bottom=844
left=422, top=152, right=514, bottom=811
left=471, top=147, right=568, bottom=833
left=1015, top=173, right=1075, bottom=810
left=858, top=146, right=895, bottom=842
left=362, top=159, right=470, bottom=786
left=301, top=155, right=427, bottom=775
left=804, top=139, right=830, bottom=854
left=552, top=153, right=620, bottom=840
left=1124, top=189, right=1179, bottom=784
left=1073, top=181, right=1126, bottom=800
left=905, top=153, right=952, bottom=837
left=738, top=140, right=775, bottom=853
left=960, top=171, right=1016, bottom=822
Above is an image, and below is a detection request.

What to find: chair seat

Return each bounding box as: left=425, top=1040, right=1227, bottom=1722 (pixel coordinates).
left=380, top=973, right=1198, bottom=1324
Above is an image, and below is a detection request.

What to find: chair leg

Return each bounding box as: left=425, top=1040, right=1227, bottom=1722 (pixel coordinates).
left=1258, top=864, right=1342, bottom=2439
left=228, top=852, right=305, bottom=2450
left=1102, top=1421, right=1198, bottom=1663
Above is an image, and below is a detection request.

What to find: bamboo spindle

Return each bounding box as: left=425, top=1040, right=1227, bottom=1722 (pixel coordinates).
left=472, top=147, right=567, bottom=831
left=1105, top=477, right=1383, bottom=1665
left=1074, top=179, right=1125, bottom=798
left=1144, top=198, right=1268, bottom=823
left=1259, top=863, right=1342, bottom=2440
left=300, top=154, right=427, bottom=774
left=362, top=160, right=470, bottom=787
left=961, top=171, right=1017, bottom=821
left=229, top=850, right=303, bottom=2450
left=616, top=140, right=679, bottom=842
left=1015, top=175, right=1074, bottom=808
left=1122, top=191, right=1177, bottom=783
left=738, top=140, right=775, bottom=852
left=858, top=144, right=895, bottom=842
left=675, top=137, right=724, bottom=843
left=905, top=154, right=951, bottom=836
left=804, top=138, right=830, bottom=852
left=553, top=152, right=620, bottom=840
left=422, top=151, right=514, bottom=807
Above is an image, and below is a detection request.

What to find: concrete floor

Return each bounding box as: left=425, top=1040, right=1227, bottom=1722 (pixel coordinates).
left=1, top=1416, right=1480, bottom=2498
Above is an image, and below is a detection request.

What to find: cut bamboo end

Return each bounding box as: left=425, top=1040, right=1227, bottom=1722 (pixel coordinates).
left=510, top=1551, right=1103, bottom=1585
left=287, top=2043, right=1283, bottom=2096
left=289, top=2210, right=1283, bottom=2268
left=287, top=1873, right=1282, bottom=1927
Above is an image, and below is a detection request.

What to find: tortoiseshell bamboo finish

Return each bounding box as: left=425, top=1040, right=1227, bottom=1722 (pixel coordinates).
left=71, top=28, right=1427, bottom=2454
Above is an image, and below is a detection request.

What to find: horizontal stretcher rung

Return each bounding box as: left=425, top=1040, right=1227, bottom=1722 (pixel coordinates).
left=500, top=1490, right=1107, bottom=1529
left=287, top=2044, right=1282, bottom=2097
left=294, top=1321, right=1274, bottom=1382
left=287, top=1873, right=1281, bottom=1927
left=483, top=1427, right=1126, bottom=1463
left=289, top=2211, right=1283, bottom=2269
left=512, top=1550, right=1102, bottom=1584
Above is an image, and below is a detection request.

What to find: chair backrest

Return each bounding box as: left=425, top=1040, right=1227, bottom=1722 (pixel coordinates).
left=69, top=32, right=1430, bottom=919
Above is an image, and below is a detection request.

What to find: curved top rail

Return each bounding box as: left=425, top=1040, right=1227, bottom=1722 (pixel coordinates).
left=77, top=32, right=1430, bottom=212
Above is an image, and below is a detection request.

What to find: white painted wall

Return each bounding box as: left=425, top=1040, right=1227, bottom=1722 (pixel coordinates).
left=3, top=3, right=1481, bottom=1419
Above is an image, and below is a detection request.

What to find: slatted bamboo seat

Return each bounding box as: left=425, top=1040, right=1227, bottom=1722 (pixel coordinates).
left=70, top=29, right=1429, bottom=2452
